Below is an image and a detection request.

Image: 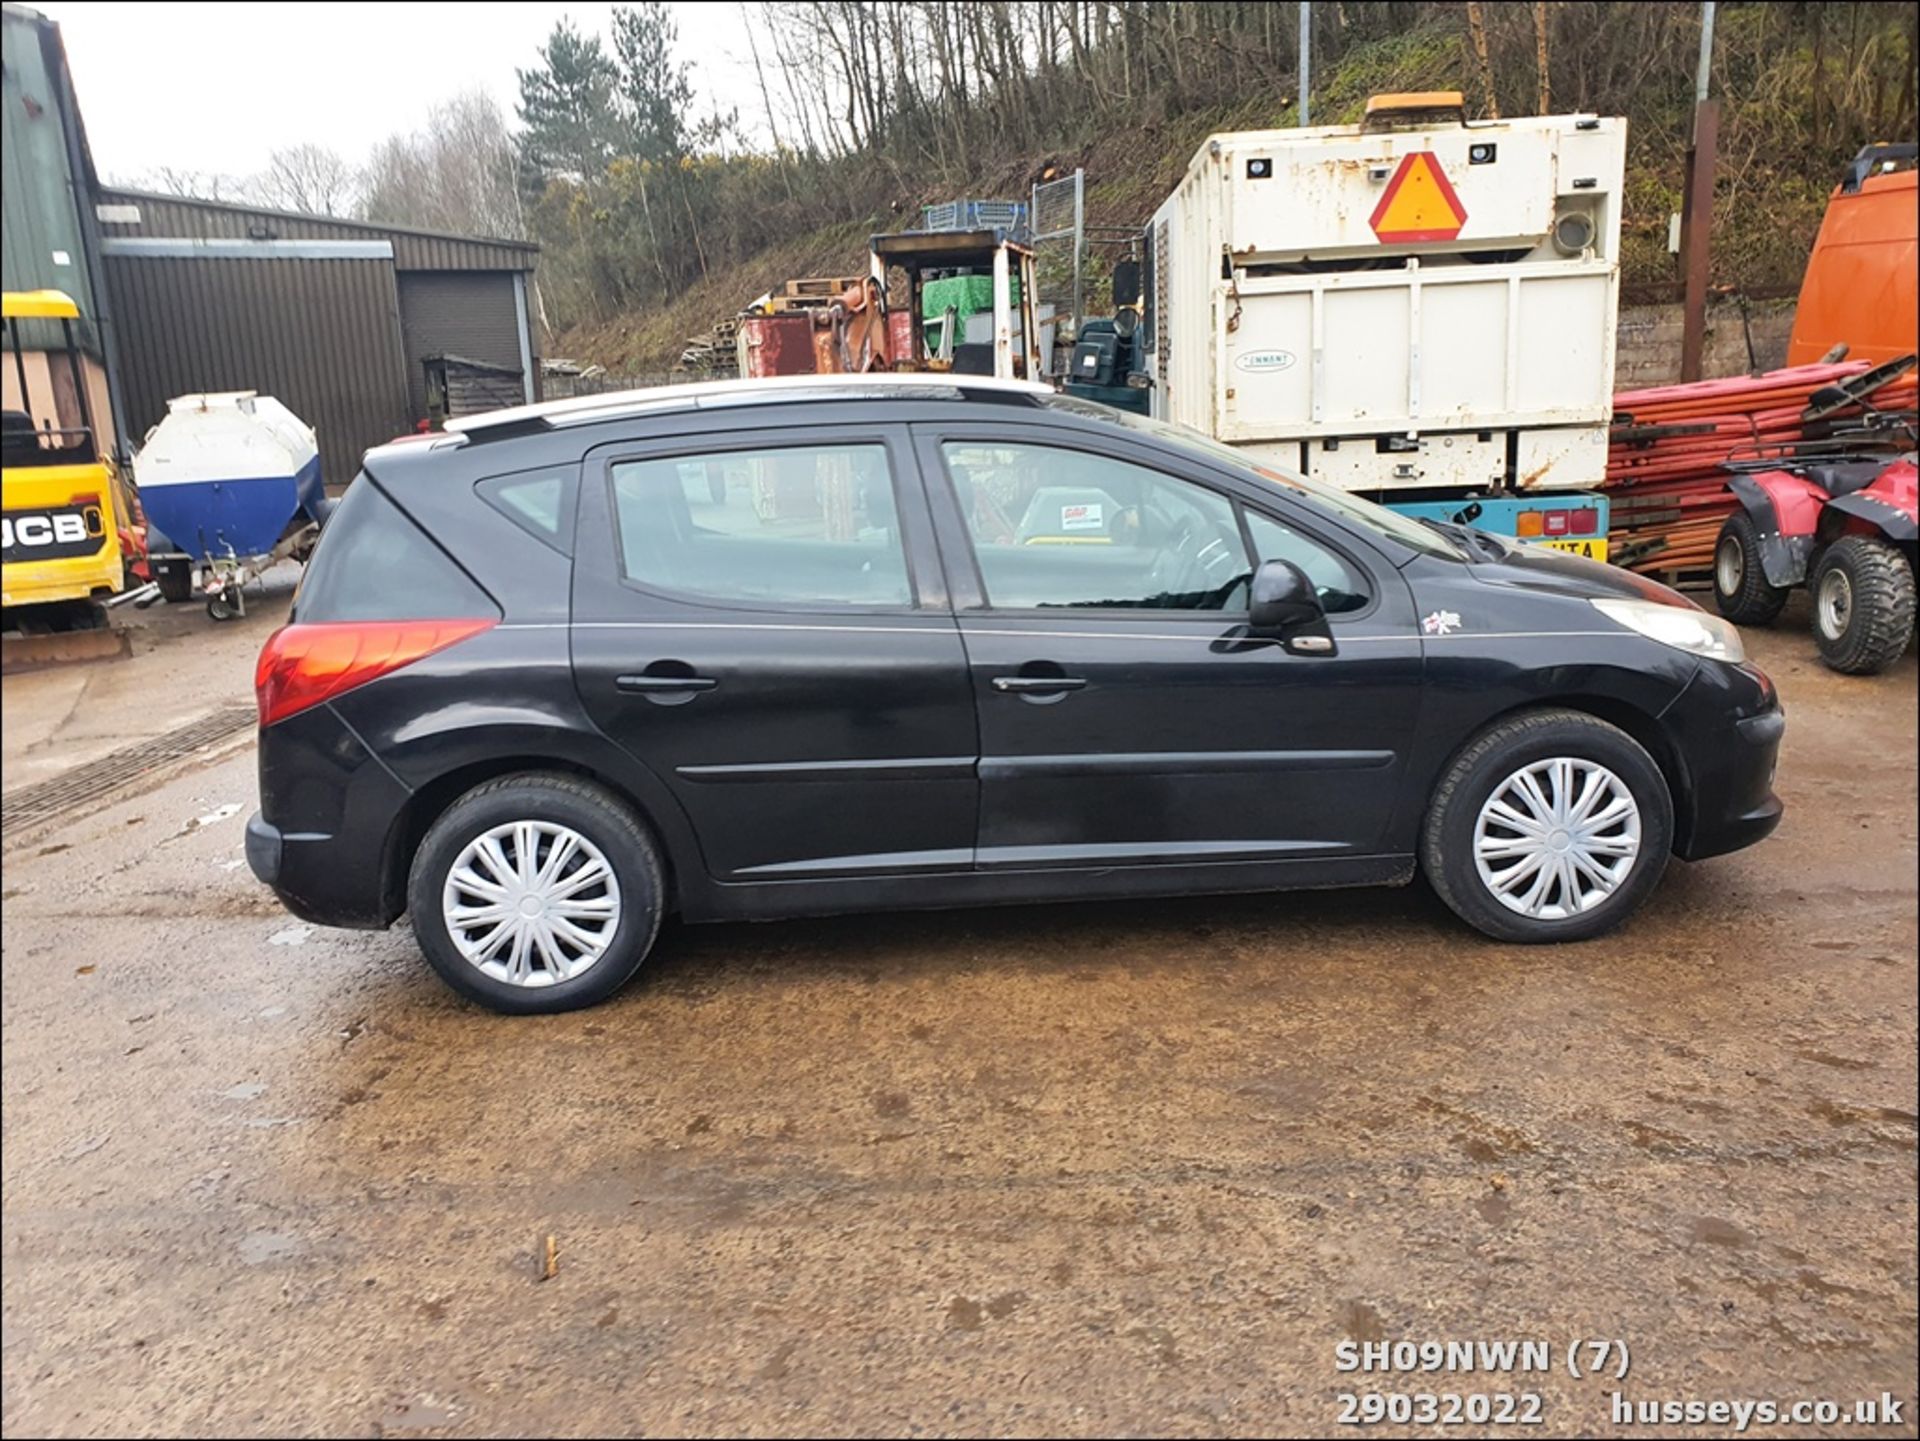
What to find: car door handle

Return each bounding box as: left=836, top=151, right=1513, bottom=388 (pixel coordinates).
left=616, top=674, right=717, bottom=694
left=991, top=675, right=1086, bottom=694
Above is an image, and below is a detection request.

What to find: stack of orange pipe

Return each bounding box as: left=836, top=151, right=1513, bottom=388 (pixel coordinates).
left=1604, top=362, right=1918, bottom=574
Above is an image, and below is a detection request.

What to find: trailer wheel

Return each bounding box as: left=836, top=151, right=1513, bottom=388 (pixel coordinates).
left=1712, top=512, right=1789, bottom=626
left=1811, top=536, right=1916, bottom=675
left=207, top=586, right=245, bottom=622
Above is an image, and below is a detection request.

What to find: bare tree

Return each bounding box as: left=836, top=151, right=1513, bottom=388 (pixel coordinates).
left=1465, top=2, right=1500, bottom=118
left=360, top=91, right=525, bottom=238
left=120, top=165, right=258, bottom=203
left=1534, top=1, right=1551, bottom=115
left=256, top=143, right=356, bottom=216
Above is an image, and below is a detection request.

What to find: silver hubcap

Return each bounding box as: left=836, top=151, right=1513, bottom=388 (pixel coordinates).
left=442, top=821, right=621, bottom=987
left=1817, top=567, right=1852, bottom=639
left=1473, top=758, right=1642, bottom=921
left=1716, top=536, right=1744, bottom=595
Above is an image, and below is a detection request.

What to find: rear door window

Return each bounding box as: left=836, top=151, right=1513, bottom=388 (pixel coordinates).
left=609, top=443, right=913, bottom=608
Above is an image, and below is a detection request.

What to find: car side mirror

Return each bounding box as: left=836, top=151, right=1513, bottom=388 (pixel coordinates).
left=1112, top=258, right=1142, bottom=309
left=1249, top=558, right=1334, bottom=652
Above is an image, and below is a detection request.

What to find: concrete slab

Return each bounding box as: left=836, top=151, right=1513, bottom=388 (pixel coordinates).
left=0, top=563, right=294, bottom=795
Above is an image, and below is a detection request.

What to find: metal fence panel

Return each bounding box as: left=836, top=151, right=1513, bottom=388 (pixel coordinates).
left=1030, top=170, right=1086, bottom=366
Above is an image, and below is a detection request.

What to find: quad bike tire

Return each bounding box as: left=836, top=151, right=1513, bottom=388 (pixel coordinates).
left=1811, top=536, right=1916, bottom=675
left=1713, top=511, right=1789, bottom=626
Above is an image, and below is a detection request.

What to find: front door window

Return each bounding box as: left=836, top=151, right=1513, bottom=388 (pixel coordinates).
left=940, top=441, right=1251, bottom=611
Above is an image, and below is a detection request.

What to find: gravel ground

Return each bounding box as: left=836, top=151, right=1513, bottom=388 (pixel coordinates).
left=2, top=596, right=1914, bottom=1438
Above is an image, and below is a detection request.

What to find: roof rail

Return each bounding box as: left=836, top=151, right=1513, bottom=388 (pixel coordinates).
left=446, top=371, right=1053, bottom=438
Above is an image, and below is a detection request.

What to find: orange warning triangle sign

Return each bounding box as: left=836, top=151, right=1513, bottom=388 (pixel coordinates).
left=1369, top=151, right=1468, bottom=243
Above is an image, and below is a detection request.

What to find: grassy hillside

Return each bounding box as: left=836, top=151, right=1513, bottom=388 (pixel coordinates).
left=549, top=5, right=1910, bottom=375
left=547, top=104, right=1247, bottom=375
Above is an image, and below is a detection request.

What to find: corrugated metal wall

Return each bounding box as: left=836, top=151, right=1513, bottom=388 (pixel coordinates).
left=397, top=271, right=525, bottom=421
left=94, top=189, right=537, bottom=274
left=102, top=253, right=412, bottom=486
left=75, top=190, right=535, bottom=485
left=1, top=8, right=99, bottom=352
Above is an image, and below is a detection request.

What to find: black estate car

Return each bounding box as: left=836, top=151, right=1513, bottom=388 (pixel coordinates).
left=247, top=376, right=1784, bottom=1014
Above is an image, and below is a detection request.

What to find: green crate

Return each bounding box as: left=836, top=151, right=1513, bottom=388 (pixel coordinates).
left=921, top=273, right=1020, bottom=321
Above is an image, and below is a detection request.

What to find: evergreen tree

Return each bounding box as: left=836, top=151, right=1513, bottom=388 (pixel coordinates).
left=515, top=19, right=618, bottom=185
left=611, top=2, right=694, bottom=164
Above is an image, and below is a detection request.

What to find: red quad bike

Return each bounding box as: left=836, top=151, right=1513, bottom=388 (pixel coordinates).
left=1714, top=453, right=1917, bottom=673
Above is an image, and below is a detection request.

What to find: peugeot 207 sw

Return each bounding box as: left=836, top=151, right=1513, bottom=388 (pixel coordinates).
left=247, top=376, right=1783, bottom=1014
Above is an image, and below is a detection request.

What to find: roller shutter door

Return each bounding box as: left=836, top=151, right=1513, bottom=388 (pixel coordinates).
left=397, top=271, right=525, bottom=423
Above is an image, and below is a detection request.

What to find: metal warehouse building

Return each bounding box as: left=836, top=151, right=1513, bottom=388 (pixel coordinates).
left=92, top=190, right=539, bottom=486
left=2, top=2, right=119, bottom=451
left=4, top=2, right=541, bottom=491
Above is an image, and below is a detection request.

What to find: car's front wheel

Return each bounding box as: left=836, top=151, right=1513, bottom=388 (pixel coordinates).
left=1422, top=710, right=1673, bottom=944
left=408, top=773, right=664, bottom=1014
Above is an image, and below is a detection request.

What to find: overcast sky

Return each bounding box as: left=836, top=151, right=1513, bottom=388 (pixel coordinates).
left=42, top=1, right=760, bottom=185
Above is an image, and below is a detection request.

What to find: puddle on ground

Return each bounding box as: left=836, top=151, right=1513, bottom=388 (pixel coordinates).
left=1690, top=1216, right=1753, bottom=1248
left=1340, top=1299, right=1386, bottom=1343
left=236, top=1231, right=302, bottom=1265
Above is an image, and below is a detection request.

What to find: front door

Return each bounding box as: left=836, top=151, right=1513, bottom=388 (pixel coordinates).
left=917, top=425, right=1425, bottom=869
left=571, top=423, right=977, bottom=881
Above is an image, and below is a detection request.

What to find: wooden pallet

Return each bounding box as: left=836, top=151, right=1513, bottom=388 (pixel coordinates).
left=785, top=275, right=863, bottom=299
left=1635, top=564, right=1716, bottom=593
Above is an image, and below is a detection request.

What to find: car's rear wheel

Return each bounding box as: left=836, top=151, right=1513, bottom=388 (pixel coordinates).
left=1810, top=535, right=1915, bottom=675
left=1712, top=511, right=1789, bottom=626
left=1422, top=710, right=1673, bottom=944
left=407, top=773, right=664, bottom=1014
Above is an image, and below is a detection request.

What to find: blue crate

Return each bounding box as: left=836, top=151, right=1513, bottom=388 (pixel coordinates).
left=922, top=199, right=1029, bottom=235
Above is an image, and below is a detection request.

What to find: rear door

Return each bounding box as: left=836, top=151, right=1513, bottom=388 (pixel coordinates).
left=916, top=421, right=1425, bottom=868
left=570, top=422, right=978, bottom=882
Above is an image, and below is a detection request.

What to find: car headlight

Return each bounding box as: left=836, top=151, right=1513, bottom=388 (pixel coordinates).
left=1591, top=597, right=1745, bottom=663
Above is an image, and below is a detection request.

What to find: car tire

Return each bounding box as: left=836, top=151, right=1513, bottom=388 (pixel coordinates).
left=1810, top=536, right=1915, bottom=676
left=1712, top=511, right=1788, bottom=626
left=1422, top=709, right=1673, bottom=944
left=407, top=773, right=665, bottom=1014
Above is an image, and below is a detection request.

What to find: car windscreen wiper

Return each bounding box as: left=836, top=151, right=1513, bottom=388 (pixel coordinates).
left=1417, top=516, right=1509, bottom=562
left=1415, top=515, right=1477, bottom=560
left=1460, top=525, right=1509, bottom=560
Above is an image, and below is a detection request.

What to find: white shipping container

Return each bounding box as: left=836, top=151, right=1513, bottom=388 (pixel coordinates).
left=1142, top=100, right=1626, bottom=495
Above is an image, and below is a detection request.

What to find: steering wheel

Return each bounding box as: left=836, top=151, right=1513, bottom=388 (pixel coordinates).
left=1147, top=510, right=1245, bottom=598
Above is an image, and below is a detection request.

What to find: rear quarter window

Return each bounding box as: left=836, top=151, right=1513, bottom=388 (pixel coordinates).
left=478, top=466, right=576, bottom=553
left=293, top=474, right=497, bottom=622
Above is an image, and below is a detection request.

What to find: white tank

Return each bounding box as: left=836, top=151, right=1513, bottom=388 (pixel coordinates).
left=134, top=391, right=323, bottom=558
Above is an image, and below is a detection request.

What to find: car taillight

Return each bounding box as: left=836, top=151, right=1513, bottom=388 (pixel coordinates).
left=1569, top=507, right=1600, bottom=535
left=1542, top=509, right=1571, bottom=536
left=254, top=618, right=496, bottom=726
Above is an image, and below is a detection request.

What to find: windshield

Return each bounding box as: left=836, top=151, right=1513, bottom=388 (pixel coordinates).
left=1040, top=394, right=1458, bottom=559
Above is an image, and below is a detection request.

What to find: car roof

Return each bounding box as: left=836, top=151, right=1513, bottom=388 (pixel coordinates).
left=443, top=372, right=1054, bottom=440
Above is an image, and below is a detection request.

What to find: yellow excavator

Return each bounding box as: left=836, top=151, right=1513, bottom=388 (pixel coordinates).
left=2, top=288, right=126, bottom=645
